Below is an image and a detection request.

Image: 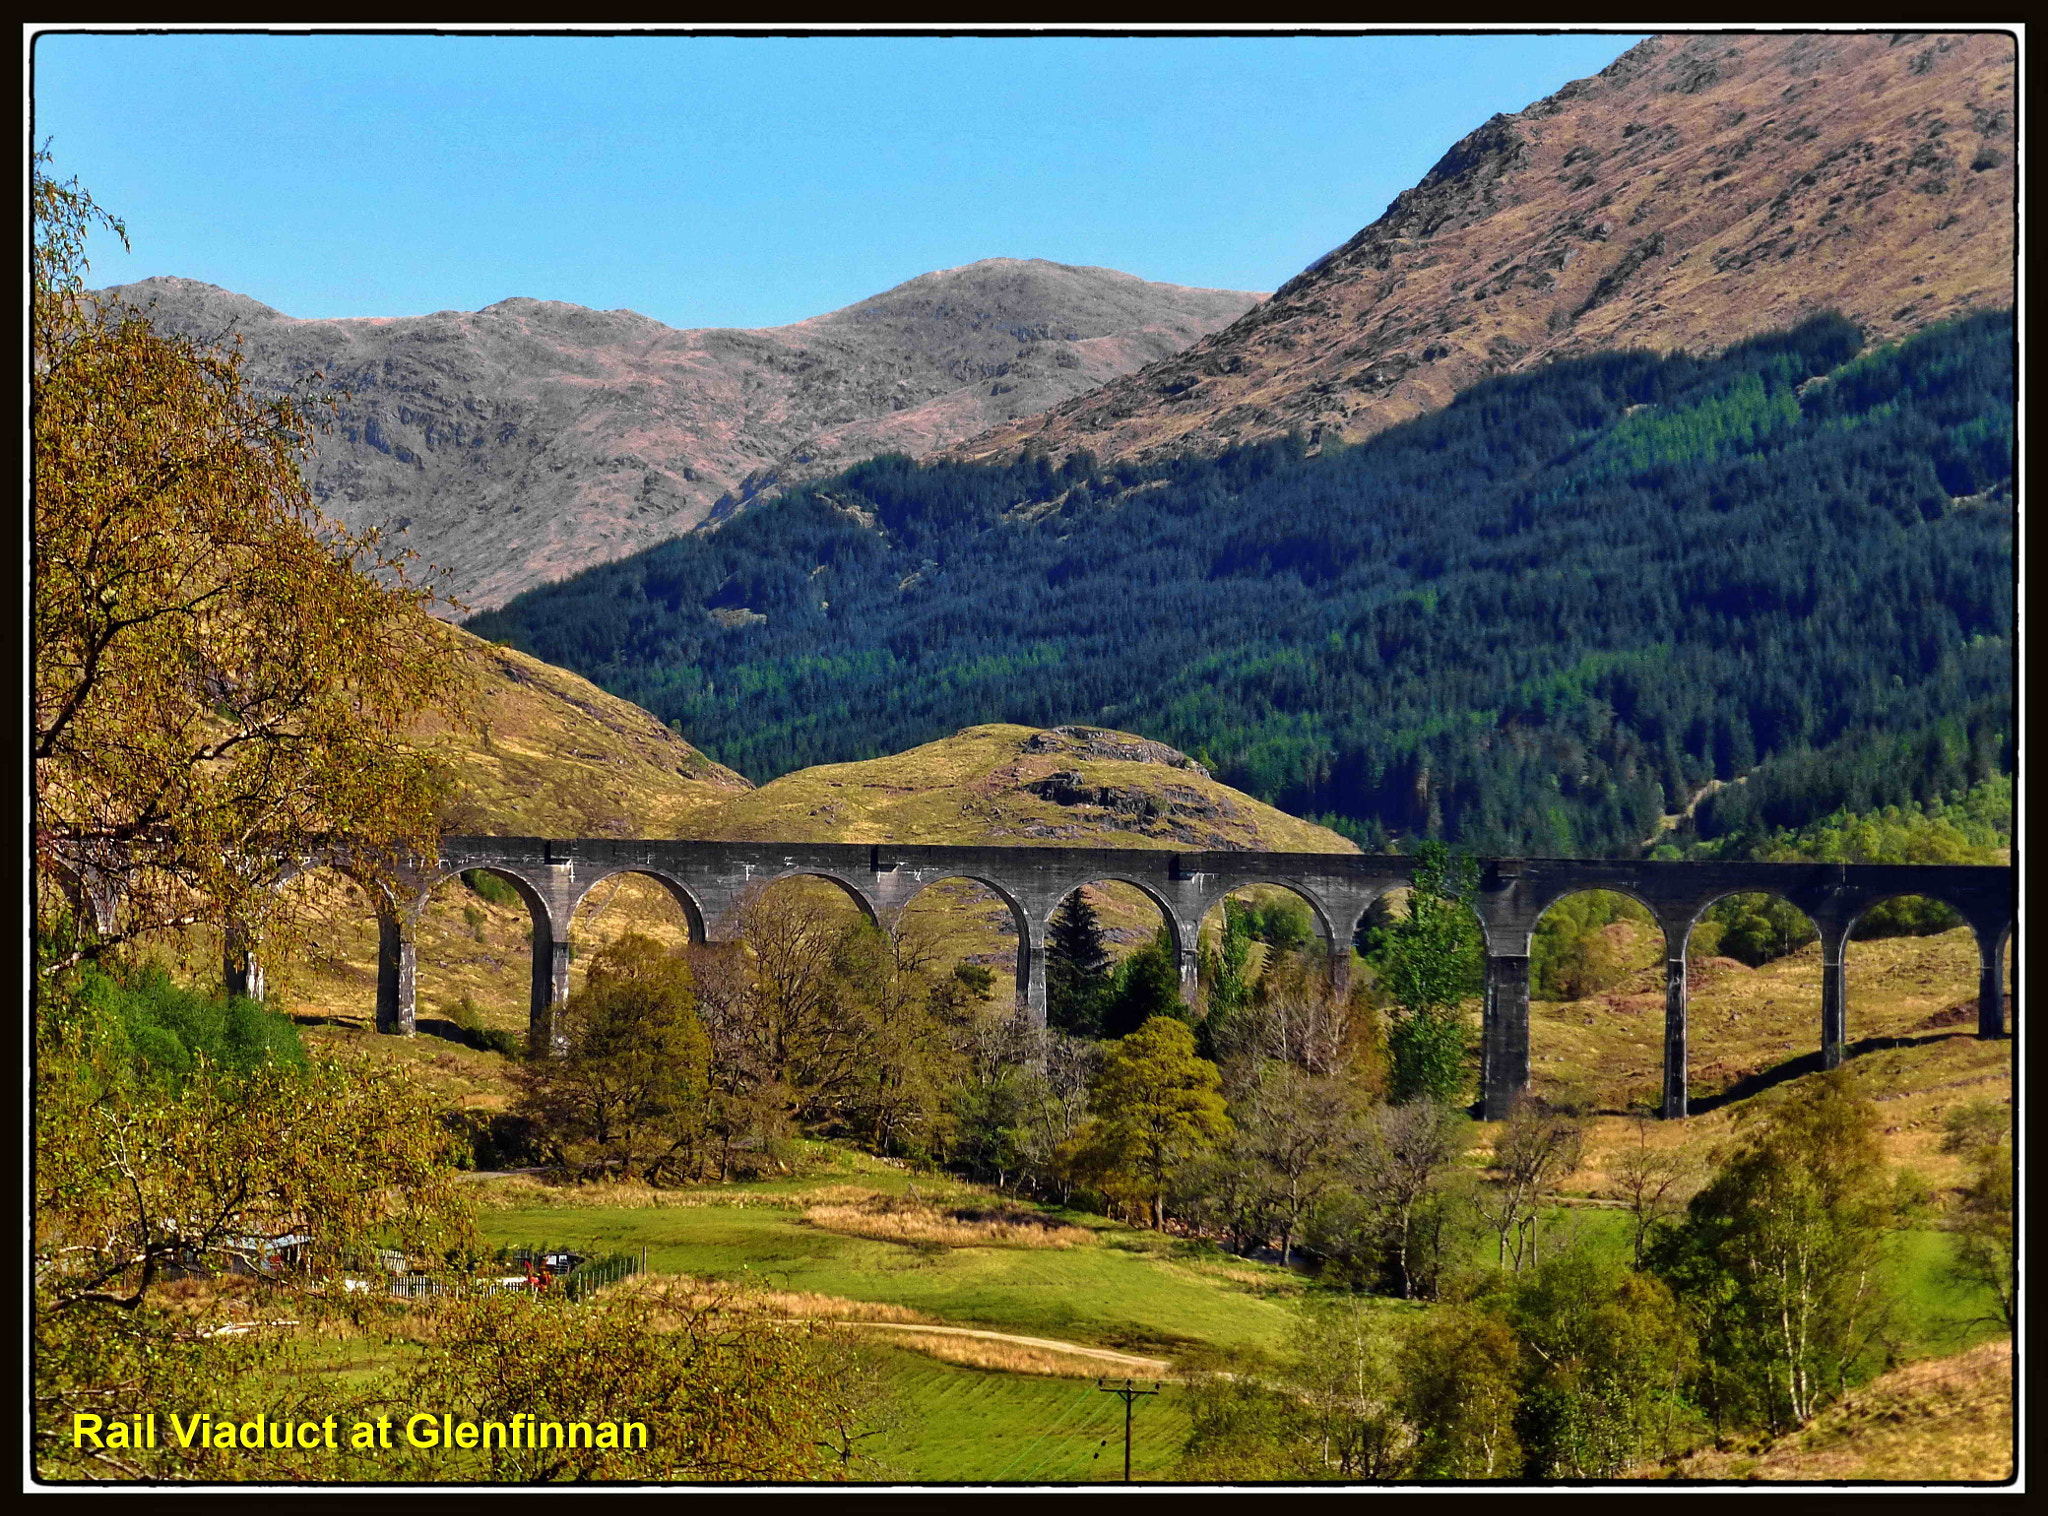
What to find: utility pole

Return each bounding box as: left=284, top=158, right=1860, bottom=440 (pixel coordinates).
left=1095, top=1378, right=1160, bottom=1482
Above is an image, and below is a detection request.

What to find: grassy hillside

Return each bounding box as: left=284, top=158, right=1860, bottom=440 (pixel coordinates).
left=1640, top=1339, right=2013, bottom=1483
left=690, top=722, right=1356, bottom=854
left=425, top=623, right=752, bottom=838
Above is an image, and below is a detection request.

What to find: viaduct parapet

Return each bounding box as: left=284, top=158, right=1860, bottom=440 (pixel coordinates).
left=226, top=839, right=2014, bottom=1121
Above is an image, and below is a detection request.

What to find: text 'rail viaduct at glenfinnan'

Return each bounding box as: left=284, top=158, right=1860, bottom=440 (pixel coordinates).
left=205, top=839, right=2013, bottom=1122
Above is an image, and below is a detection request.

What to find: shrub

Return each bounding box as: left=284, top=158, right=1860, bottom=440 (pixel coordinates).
left=463, top=869, right=519, bottom=908
left=71, top=960, right=304, bottom=1082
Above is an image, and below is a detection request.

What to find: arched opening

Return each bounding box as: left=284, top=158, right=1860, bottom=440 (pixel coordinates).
left=717, top=874, right=880, bottom=1015
left=754, top=870, right=879, bottom=926
left=409, top=867, right=553, bottom=1054
left=248, top=864, right=386, bottom=1033
left=891, top=875, right=1026, bottom=1013
left=1681, top=891, right=1823, bottom=1111
left=1195, top=882, right=1355, bottom=1080
left=1841, top=893, right=1992, bottom=1054
left=1043, top=879, right=1180, bottom=1041
left=710, top=873, right=893, bottom=1142
left=566, top=870, right=704, bottom=998
left=1523, top=889, right=1667, bottom=1113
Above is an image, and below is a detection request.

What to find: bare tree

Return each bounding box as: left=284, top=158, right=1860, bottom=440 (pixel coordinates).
left=683, top=941, right=790, bottom=1180
left=720, top=882, right=882, bottom=1126
left=1363, top=1100, right=1469, bottom=1299
left=1019, top=1031, right=1099, bottom=1203
left=807, top=1339, right=906, bottom=1474
left=1290, top=1296, right=1415, bottom=1479
left=1477, top=1097, right=1585, bottom=1272
left=1243, top=948, right=1357, bottom=1076
left=1606, top=1109, right=1701, bottom=1269
left=1237, top=1064, right=1369, bottom=1264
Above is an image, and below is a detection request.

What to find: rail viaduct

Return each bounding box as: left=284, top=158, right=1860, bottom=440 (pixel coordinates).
left=222, top=839, right=2014, bottom=1121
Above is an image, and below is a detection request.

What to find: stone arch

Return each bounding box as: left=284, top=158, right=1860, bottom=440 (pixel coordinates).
left=1842, top=888, right=1966, bottom=943
left=1678, top=885, right=1820, bottom=949
left=1517, top=886, right=1669, bottom=1114
left=891, top=872, right=1032, bottom=1012
left=1518, top=883, right=1676, bottom=961
left=748, top=868, right=880, bottom=928
left=420, top=864, right=568, bottom=1053
left=1041, top=874, right=1192, bottom=1030
left=421, top=863, right=559, bottom=938
left=1195, top=877, right=1339, bottom=957
left=261, top=859, right=400, bottom=1031
left=566, top=866, right=709, bottom=946
left=1676, top=887, right=1828, bottom=1112
left=1041, top=874, right=1185, bottom=962
left=1346, top=876, right=1493, bottom=953
left=408, top=865, right=570, bottom=1050
left=1834, top=889, right=1995, bottom=1049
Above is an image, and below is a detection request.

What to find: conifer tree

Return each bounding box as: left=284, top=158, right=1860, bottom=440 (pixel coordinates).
left=1045, top=890, right=1111, bottom=1037
left=1102, top=927, right=1185, bottom=1039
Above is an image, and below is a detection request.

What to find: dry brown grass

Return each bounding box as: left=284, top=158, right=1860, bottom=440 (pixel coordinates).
left=1521, top=925, right=2010, bottom=1186
left=612, top=1272, right=934, bottom=1326
left=802, top=1194, right=1090, bottom=1251
left=851, top=1326, right=1162, bottom=1379
left=466, top=1175, right=810, bottom=1211
left=1642, top=1339, right=2014, bottom=1483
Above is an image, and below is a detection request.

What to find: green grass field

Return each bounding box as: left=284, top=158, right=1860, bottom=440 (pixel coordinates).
left=305, top=1173, right=2004, bottom=1485
left=475, top=1162, right=1998, bottom=1371
left=474, top=1184, right=1306, bottom=1363
left=863, top=1346, right=1191, bottom=1483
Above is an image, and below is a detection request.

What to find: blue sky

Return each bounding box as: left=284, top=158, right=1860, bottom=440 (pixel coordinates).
left=33, top=29, right=1645, bottom=330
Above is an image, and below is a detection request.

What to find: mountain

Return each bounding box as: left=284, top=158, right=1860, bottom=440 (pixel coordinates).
left=469, top=308, right=2013, bottom=858
left=101, top=261, right=1261, bottom=611
left=954, top=31, right=2015, bottom=468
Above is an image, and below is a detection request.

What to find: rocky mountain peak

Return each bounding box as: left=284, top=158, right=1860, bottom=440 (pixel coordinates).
left=952, top=30, right=2015, bottom=468
left=98, top=261, right=1259, bottom=612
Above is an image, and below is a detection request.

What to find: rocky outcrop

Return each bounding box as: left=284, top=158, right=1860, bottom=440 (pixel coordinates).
left=1020, top=725, right=1212, bottom=774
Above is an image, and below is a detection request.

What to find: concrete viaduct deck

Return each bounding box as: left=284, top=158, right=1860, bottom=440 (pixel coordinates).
left=228, top=839, right=2014, bottom=1121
